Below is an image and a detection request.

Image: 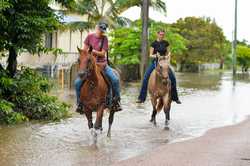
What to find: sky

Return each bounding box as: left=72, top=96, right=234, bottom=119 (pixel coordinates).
left=121, top=0, right=250, bottom=42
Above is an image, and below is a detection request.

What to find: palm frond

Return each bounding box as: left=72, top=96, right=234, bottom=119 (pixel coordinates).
left=67, top=21, right=92, bottom=31
left=150, top=0, right=167, bottom=14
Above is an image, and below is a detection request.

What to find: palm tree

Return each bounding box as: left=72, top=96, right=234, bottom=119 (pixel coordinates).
left=67, top=0, right=166, bottom=29
left=140, top=0, right=149, bottom=80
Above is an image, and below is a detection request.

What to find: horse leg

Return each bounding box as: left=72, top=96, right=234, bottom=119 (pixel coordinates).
left=150, top=97, right=157, bottom=126
left=150, top=108, right=157, bottom=126
left=85, top=109, right=97, bottom=144
left=85, top=109, right=93, bottom=129
left=107, top=110, right=115, bottom=138
left=163, top=99, right=172, bottom=130
left=94, top=105, right=105, bottom=132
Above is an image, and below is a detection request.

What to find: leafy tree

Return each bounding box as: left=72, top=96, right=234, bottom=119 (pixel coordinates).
left=237, top=45, right=250, bottom=72
left=172, top=17, right=227, bottom=70
left=109, top=27, right=141, bottom=64
left=0, top=0, right=73, bottom=77
left=0, top=0, right=73, bottom=124
left=148, top=21, right=187, bottom=55
left=109, top=20, right=187, bottom=65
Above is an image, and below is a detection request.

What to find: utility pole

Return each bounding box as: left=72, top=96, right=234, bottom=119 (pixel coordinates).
left=140, top=0, right=149, bottom=80
left=232, top=0, right=238, bottom=76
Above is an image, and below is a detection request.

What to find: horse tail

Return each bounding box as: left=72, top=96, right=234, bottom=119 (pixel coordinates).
left=156, top=98, right=164, bottom=112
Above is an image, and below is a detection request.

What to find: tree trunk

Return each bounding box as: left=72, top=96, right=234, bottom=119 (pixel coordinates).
left=7, top=46, right=18, bottom=77
left=140, top=0, right=149, bottom=81
left=219, top=57, right=224, bottom=69
left=179, top=60, right=185, bottom=72
left=69, top=30, right=72, bottom=52
left=80, top=30, right=83, bottom=46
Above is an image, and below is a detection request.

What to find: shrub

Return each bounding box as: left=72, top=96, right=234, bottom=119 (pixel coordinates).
left=0, top=68, right=70, bottom=124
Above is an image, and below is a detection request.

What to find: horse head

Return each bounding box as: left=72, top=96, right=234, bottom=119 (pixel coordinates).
left=77, top=46, right=96, bottom=79
left=156, top=56, right=169, bottom=84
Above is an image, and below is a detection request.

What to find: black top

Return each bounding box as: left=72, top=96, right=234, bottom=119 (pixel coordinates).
left=151, top=40, right=170, bottom=56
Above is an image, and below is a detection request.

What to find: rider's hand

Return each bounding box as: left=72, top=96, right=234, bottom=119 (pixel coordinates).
left=150, top=54, right=157, bottom=58
left=78, top=70, right=85, bottom=79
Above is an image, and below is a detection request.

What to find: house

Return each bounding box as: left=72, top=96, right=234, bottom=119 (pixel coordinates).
left=0, top=1, right=91, bottom=89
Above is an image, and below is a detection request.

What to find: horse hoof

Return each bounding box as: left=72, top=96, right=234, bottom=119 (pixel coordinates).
left=90, top=129, right=98, bottom=144
left=164, top=121, right=169, bottom=130
left=107, top=131, right=111, bottom=138
left=164, top=126, right=170, bottom=130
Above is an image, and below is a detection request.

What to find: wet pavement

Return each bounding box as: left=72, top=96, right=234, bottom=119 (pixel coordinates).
left=0, top=72, right=250, bottom=166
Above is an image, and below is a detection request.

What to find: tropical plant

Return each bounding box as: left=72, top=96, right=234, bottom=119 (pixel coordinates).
left=237, top=45, right=250, bottom=72
left=0, top=68, right=70, bottom=124
left=67, top=0, right=166, bottom=30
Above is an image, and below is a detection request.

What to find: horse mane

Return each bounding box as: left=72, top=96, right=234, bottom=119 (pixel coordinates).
left=155, top=57, right=170, bottom=84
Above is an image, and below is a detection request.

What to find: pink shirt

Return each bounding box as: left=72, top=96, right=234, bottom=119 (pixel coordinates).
left=84, top=33, right=108, bottom=62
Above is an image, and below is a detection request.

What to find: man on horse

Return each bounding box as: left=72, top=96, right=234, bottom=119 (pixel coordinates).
left=137, top=29, right=181, bottom=104
left=75, top=22, right=122, bottom=113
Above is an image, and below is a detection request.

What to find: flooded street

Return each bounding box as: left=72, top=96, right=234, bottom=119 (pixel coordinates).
left=0, top=72, right=250, bottom=166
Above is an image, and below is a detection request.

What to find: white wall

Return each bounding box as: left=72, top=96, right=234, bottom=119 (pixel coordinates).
left=11, top=29, right=90, bottom=68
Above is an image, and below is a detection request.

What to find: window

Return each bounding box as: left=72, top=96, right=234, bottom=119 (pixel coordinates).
left=45, top=33, right=53, bottom=48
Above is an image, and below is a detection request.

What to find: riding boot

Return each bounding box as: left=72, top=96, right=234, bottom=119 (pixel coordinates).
left=106, top=88, right=113, bottom=109
left=171, top=86, right=181, bottom=104
left=112, top=96, right=122, bottom=112
left=76, top=102, right=84, bottom=114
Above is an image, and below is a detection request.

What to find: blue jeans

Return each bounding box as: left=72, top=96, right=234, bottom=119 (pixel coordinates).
left=74, top=65, right=120, bottom=105
left=138, top=60, right=157, bottom=101
left=74, top=77, right=83, bottom=105
left=138, top=60, right=178, bottom=102
left=103, top=65, right=120, bottom=99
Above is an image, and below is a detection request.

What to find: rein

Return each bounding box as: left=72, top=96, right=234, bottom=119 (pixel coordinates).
left=79, top=49, right=107, bottom=111
left=155, top=57, right=170, bottom=84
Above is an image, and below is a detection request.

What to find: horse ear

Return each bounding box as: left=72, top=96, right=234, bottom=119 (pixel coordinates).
left=88, top=45, right=93, bottom=53
left=77, top=46, right=82, bottom=53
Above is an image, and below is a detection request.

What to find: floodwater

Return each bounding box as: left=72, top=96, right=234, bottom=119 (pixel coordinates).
left=0, top=72, right=250, bottom=166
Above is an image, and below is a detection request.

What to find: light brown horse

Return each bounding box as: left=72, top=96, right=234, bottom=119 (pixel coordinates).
left=77, top=47, right=115, bottom=141
left=148, top=56, right=172, bottom=129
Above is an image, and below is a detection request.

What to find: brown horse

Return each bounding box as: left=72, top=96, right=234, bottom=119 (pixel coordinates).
left=148, top=56, right=172, bottom=129
left=77, top=47, right=116, bottom=141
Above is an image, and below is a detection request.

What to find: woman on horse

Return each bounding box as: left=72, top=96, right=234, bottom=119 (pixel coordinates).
left=137, top=30, right=181, bottom=104
left=75, top=22, right=122, bottom=112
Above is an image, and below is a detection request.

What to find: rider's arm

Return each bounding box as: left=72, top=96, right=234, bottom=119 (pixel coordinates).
left=165, top=47, right=171, bottom=62
left=83, top=41, right=106, bottom=57
left=93, top=36, right=108, bottom=57
left=149, top=47, right=157, bottom=58
left=92, top=49, right=106, bottom=57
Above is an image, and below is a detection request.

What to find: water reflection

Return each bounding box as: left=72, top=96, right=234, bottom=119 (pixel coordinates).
left=0, top=72, right=250, bottom=166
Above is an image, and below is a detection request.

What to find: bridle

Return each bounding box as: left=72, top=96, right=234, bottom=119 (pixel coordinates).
left=80, top=46, right=94, bottom=79
left=156, top=56, right=170, bottom=83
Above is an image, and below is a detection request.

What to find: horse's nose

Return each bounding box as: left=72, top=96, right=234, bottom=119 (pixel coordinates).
left=162, top=75, right=168, bottom=80
left=162, top=77, right=169, bottom=84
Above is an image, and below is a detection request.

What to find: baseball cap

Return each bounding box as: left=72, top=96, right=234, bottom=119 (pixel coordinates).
left=97, top=22, right=108, bottom=32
